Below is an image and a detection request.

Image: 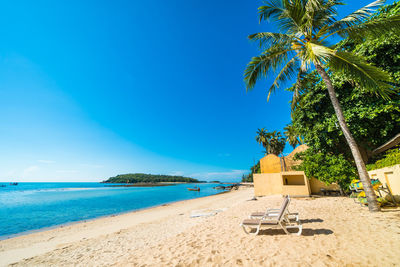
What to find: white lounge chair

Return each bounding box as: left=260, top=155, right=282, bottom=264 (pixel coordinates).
left=240, top=196, right=302, bottom=236
left=250, top=195, right=299, bottom=222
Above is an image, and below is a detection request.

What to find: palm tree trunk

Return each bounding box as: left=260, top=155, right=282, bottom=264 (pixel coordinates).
left=315, top=64, right=380, bottom=212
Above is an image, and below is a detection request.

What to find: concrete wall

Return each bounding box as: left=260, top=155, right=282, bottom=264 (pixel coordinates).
left=253, top=171, right=311, bottom=197
left=256, top=148, right=335, bottom=196
left=282, top=185, right=310, bottom=196
left=309, top=177, right=340, bottom=194
left=260, top=154, right=281, bottom=173
left=282, top=144, right=309, bottom=171
left=368, top=164, right=400, bottom=201
left=281, top=171, right=311, bottom=196
left=253, top=173, right=282, bottom=196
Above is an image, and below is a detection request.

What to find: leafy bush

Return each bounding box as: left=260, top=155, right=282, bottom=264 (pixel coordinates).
left=367, top=148, right=400, bottom=171
left=294, top=149, right=357, bottom=189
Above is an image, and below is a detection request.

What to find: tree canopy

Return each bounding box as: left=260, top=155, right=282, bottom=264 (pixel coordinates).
left=103, top=173, right=202, bottom=183
left=284, top=124, right=303, bottom=149
left=256, top=128, right=286, bottom=155
left=289, top=1, right=400, bottom=189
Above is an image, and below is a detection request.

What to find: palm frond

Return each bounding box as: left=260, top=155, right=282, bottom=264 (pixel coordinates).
left=259, top=0, right=305, bottom=35
left=340, top=14, right=400, bottom=39
left=320, top=1, right=399, bottom=41
left=244, top=44, right=294, bottom=91
left=258, top=0, right=285, bottom=22
left=329, top=51, right=394, bottom=98
left=337, top=0, right=385, bottom=27
left=312, top=0, right=343, bottom=36
left=268, top=56, right=299, bottom=100
left=248, top=32, right=294, bottom=49
left=305, top=42, right=333, bottom=65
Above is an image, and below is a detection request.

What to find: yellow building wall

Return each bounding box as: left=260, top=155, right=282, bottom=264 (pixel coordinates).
left=260, top=154, right=281, bottom=173
left=253, top=173, right=282, bottom=196
left=282, top=185, right=310, bottom=196
left=368, top=164, right=400, bottom=201
left=281, top=171, right=311, bottom=196
left=253, top=171, right=311, bottom=197
left=283, top=144, right=309, bottom=171
left=309, top=177, right=340, bottom=194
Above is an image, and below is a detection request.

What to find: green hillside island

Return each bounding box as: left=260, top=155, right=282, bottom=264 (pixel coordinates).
left=102, top=173, right=204, bottom=186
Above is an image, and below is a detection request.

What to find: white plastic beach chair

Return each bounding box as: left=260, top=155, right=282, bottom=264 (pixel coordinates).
left=240, top=196, right=302, bottom=236
left=249, top=195, right=299, bottom=222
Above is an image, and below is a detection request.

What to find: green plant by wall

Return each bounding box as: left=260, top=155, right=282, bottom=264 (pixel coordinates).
left=293, top=149, right=357, bottom=190
left=367, top=148, right=400, bottom=171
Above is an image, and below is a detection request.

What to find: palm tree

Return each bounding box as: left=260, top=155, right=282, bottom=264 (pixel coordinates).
left=255, top=128, right=268, bottom=148
left=244, top=0, right=400, bottom=212
left=256, top=128, right=286, bottom=155
left=284, top=124, right=303, bottom=149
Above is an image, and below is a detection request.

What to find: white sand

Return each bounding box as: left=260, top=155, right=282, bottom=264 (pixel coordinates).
left=1, top=187, right=400, bottom=266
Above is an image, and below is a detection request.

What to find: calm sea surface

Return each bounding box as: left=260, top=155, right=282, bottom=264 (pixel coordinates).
left=0, top=182, right=229, bottom=239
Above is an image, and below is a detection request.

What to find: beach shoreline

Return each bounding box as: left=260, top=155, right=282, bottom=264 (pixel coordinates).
left=1, top=187, right=400, bottom=266
left=0, top=188, right=230, bottom=242
left=0, top=187, right=248, bottom=266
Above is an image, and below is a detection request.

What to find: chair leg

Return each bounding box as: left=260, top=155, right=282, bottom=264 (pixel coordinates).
left=281, top=225, right=290, bottom=235
left=241, top=224, right=251, bottom=235
left=241, top=224, right=261, bottom=235
left=281, top=223, right=302, bottom=236
left=295, top=225, right=302, bottom=236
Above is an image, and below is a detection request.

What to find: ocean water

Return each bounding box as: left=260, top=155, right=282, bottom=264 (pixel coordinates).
left=0, top=182, right=230, bottom=239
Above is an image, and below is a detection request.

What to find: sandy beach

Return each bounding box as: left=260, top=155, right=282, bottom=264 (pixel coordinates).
left=1, top=187, right=400, bottom=266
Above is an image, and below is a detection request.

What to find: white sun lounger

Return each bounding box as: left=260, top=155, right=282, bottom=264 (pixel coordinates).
left=250, top=195, right=299, bottom=222
left=240, top=196, right=302, bottom=236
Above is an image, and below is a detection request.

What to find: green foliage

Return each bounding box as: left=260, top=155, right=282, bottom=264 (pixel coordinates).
left=283, top=124, right=303, bottom=149
left=244, top=0, right=400, bottom=200
left=338, top=1, right=400, bottom=84
left=294, top=149, right=357, bottom=189
left=290, top=1, right=400, bottom=163
left=256, top=128, right=286, bottom=155
left=244, top=0, right=399, bottom=100
left=367, top=148, right=400, bottom=170
left=290, top=71, right=400, bottom=161
left=288, top=1, right=400, bottom=193
left=104, top=173, right=201, bottom=183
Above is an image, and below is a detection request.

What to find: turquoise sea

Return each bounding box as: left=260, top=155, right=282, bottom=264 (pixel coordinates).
left=0, top=182, right=229, bottom=239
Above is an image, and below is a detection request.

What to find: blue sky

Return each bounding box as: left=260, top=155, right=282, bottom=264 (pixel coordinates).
left=0, top=0, right=387, bottom=182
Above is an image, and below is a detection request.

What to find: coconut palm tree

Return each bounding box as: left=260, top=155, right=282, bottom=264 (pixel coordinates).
left=255, top=128, right=268, bottom=148
left=284, top=124, right=303, bottom=149
left=244, top=0, right=400, bottom=212
left=256, top=128, right=286, bottom=155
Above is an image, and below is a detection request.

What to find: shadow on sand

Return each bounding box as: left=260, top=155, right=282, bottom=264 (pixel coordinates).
left=257, top=228, right=333, bottom=236
left=300, top=218, right=324, bottom=223
left=380, top=208, right=400, bottom=213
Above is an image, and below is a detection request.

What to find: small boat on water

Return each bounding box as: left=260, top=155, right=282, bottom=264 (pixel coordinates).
left=9, top=182, right=18, bottom=186
left=213, top=186, right=226, bottom=190
left=187, top=186, right=200, bottom=191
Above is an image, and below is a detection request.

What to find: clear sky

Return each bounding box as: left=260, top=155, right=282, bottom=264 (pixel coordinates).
left=0, top=0, right=388, bottom=182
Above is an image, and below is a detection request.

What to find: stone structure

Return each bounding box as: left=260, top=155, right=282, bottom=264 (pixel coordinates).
left=253, top=144, right=339, bottom=196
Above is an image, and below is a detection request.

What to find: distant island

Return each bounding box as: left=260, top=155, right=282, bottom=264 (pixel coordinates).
left=102, top=173, right=204, bottom=184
